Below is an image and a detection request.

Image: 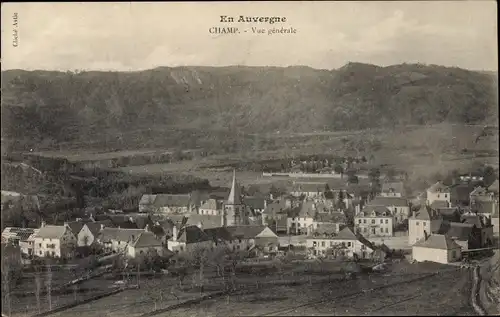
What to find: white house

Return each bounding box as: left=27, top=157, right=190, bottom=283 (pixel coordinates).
left=408, top=205, right=442, bottom=246
left=354, top=205, right=393, bottom=237
left=306, top=226, right=375, bottom=259
left=33, top=223, right=77, bottom=258
left=426, top=182, right=451, bottom=206
left=412, top=234, right=462, bottom=264
left=126, top=231, right=164, bottom=258
left=366, top=196, right=410, bottom=224
left=287, top=201, right=316, bottom=235
left=198, top=198, right=223, bottom=216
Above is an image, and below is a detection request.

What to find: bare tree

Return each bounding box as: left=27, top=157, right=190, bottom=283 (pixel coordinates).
left=35, top=271, right=42, bottom=313
left=46, top=264, right=52, bottom=311
left=190, top=246, right=210, bottom=294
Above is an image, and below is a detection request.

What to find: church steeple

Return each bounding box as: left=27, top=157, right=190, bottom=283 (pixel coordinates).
left=227, top=169, right=241, bottom=205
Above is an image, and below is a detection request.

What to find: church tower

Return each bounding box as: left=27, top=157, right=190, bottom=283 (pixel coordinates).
left=224, top=169, right=245, bottom=226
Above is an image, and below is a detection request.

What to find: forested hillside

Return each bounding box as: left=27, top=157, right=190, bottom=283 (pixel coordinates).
left=1, top=63, right=497, bottom=152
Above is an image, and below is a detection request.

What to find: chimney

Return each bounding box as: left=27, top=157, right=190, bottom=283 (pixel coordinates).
left=172, top=226, right=178, bottom=242
left=355, top=204, right=360, bottom=216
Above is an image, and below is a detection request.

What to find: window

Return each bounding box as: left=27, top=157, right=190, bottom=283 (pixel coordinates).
left=180, top=246, right=184, bottom=251
left=385, top=228, right=389, bottom=233
left=438, top=194, right=440, bottom=198
left=363, top=219, right=367, bottom=224
left=423, top=221, right=426, bottom=226
left=385, top=219, right=388, bottom=224
left=140, top=250, right=144, bottom=254
left=380, top=219, right=383, bottom=224
left=416, top=222, right=419, bottom=226
left=39, top=251, right=42, bottom=255
left=38, top=243, right=41, bottom=247
left=380, top=228, right=384, bottom=233
left=321, top=241, right=325, bottom=247
left=347, top=242, right=352, bottom=247
left=238, top=239, right=242, bottom=243
left=371, top=219, right=375, bottom=224
left=372, top=228, right=376, bottom=234
left=313, top=241, right=317, bottom=247
left=444, top=194, right=447, bottom=198
left=363, top=228, right=367, bottom=233
left=330, top=241, right=333, bottom=247
left=358, top=219, right=362, bottom=224
left=394, top=207, right=397, bottom=212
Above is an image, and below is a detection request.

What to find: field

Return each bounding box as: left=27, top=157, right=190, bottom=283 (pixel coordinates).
left=21, top=260, right=474, bottom=317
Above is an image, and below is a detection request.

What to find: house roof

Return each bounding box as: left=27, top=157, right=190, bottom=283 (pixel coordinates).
left=244, top=196, right=266, bottom=210
left=430, top=200, right=450, bottom=210
left=36, top=225, right=69, bottom=239
left=175, top=225, right=211, bottom=243
left=335, top=226, right=359, bottom=240
left=139, top=194, right=157, bottom=206
left=359, top=205, right=392, bottom=217
left=130, top=231, right=163, bottom=248
left=224, top=225, right=273, bottom=240
left=149, top=225, right=166, bottom=237
left=203, top=227, right=234, bottom=241
left=1, top=227, right=37, bottom=241
left=381, top=182, right=405, bottom=194
left=427, top=182, right=450, bottom=194
left=450, top=184, right=475, bottom=203
left=488, top=179, right=499, bottom=193
left=312, top=223, right=341, bottom=236
left=190, top=190, right=211, bottom=208
left=297, top=201, right=316, bottom=218
left=470, top=186, right=488, bottom=197
left=65, top=221, right=89, bottom=235
left=263, top=200, right=288, bottom=216
left=200, top=199, right=223, bottom=211
left=227, top=170, right=242, bottom=205
left=314, top=212, right=347, bottom=224
left=185, top=214, right=223, bottom=229
left=437, top=222, right=475, bottom=241
left=98, top=228, right=145, bottom=243
left=413, top=234, right=461, bottom=250
left=292, top=182, right=327, bottom=193
left=413, top=205, right=441, bottom=221
left=472, top=201, right=497, bottom=215
left=153, top=194, right=192, bottom=208
left=435, top=208, right=461, bottom=223
left=461, top=215, right=488, bottom=228
left=367, top=196, right=408, bottom=207
left=84, top=220, right=114, bottom=236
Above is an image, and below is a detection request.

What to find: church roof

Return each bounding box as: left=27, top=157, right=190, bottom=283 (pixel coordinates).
left=227, top=169, right=242, bottom=205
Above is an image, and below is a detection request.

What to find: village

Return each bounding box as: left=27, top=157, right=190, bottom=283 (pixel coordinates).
left=1, top=161, right=499, bottom=317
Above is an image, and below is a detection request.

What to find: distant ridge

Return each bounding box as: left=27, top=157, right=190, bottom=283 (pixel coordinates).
left=1, top=62, right=497, bottom=152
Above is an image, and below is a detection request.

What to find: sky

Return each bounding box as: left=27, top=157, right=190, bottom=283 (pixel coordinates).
left=1, top=1, right=497, bottom=72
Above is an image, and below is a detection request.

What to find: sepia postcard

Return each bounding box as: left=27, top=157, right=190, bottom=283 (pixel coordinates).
left=1, top=1, right=499, bottom=317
